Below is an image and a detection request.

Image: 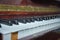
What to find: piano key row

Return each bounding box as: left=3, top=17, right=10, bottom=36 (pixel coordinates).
left=0, top=15, right=60, bottom=27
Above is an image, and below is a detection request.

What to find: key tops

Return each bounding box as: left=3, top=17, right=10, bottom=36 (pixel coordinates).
left=0, top=15, right=60, bottom=26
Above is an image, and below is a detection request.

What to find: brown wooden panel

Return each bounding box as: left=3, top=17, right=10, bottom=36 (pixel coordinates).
left=11, top=32, right=18, bottom=40
left=0, top=33, right=3, bottom=40
left=0, top=12, right=60, bottom=19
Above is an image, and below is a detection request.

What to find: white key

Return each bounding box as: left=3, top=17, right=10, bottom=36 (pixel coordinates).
left=18, top=22, right=60, bottom=39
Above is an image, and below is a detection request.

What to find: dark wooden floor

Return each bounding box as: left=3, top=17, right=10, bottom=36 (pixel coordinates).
left=30, top=32, right=60, bottom=40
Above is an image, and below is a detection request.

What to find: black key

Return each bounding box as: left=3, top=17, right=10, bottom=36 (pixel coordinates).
left=56, top=16, right=60, bottom=18
left=33, top=17, right=40, bottom=21
left=30, top=18, right=35, bottom=22
left=0, top=19, right=12, bottom=26
left=34, top=16, right=43, bottom=21
left=49, top=16, right=53, bottom=20
left=43, top=17, right=47, bottom=20
left=17, top=19, right=27, bottom=24
left=50, top=16, right=56, bottom=19
left=52, top=16, right=55, bottom=19
left=55, top=16, right=58, bottom=18
left=29, top=17, right=35, bottom=22
left=43, top=17, right=50, bottom=20
left=11, top=20, right=19, bottom=25
left=25, top=19, right=31, bottom=23
left=39, top=18, right=43, bottom=21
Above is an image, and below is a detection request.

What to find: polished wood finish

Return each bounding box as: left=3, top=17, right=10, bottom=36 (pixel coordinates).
left=0, top=12, right=59, bottom=19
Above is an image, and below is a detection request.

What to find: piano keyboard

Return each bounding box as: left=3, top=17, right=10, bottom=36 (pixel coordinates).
left=0, top=15, right=60, bottom=27
left=0, top=15, right=60, bottom=40
left=0, top=18, right=60, bottom=40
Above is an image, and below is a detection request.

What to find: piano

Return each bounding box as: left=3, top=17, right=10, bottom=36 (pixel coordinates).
left=0, top=0, right=60, bottom=40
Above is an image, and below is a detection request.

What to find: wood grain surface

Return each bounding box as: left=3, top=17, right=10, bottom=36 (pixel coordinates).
left=11, top=32, right=18, bottom=40
left=0, top=12, right=59, bottom=19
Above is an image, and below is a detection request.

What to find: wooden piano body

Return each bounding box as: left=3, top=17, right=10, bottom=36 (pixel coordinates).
left=0, top=0, right=60, bottom=40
